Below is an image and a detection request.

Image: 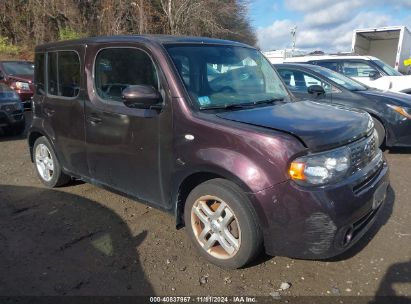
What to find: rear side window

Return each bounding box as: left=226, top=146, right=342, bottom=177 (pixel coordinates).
left=34, top=53, right=45, bottom=95
left=94, top=48, right=158, bottom=103
left=47, top=51, right=80, bottom=98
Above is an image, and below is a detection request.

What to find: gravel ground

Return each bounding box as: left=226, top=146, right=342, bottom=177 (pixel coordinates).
left=0, top=112, right=410, bottom=299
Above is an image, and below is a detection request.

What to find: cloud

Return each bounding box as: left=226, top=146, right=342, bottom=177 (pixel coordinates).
left=257, top=11, right=393, bottom=51
left=284, top=0, right=332, bottom=12
left=257, top=20, right=296, bottom=50
left=256, top=0, right=410, bottom=52
left=302, top=1, right=363, bottom=28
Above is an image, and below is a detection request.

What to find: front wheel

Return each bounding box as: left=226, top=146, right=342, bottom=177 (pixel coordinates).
left=184, top=179, right=263, bottom=269
left=33, top=136, right=71, bottom=187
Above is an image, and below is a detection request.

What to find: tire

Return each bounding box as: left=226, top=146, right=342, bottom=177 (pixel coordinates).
left=33, top=136, right=71, bottom=187
left=372, top=117, right=385, bottom=147
left=184, top=178, right=263, bottom=269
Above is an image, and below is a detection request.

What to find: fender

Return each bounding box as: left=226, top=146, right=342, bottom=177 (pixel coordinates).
left=171, top=147, right=284, bottom=229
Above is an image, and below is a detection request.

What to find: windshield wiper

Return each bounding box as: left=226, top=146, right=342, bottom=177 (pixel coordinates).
left=200, top=103, right=249, bottom=110
left=199, top=98, right=285, bottom=110
left=252, top=97, right=285, bottom=105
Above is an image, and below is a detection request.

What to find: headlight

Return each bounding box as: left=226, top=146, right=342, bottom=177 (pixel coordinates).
left=15, top=101, right=23, bottom=110
left=289, top=146, right=351, bottom=185
left=13, top=81, right=30, bottom=90
left=387, top=104, right=411, bottom=119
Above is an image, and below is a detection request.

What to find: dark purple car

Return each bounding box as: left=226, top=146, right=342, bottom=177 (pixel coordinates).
left=28, top=36, right=389, bottom=268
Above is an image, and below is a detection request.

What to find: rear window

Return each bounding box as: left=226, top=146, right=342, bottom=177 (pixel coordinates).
left=47, top=51, right=80, bottom=98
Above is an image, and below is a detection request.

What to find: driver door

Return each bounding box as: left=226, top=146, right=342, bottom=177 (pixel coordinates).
left=84, top=44, right=173, bottom=207
left=277, top=68, right=332, bottom=103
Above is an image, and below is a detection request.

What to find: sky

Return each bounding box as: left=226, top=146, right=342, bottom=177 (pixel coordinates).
left=250, top=0, right=411, bottom=52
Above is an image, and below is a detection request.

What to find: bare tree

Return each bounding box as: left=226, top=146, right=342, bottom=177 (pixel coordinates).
left=0, top=0, right=257, bottom=59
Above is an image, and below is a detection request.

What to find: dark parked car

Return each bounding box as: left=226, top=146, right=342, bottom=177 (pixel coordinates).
left=28, top=36, right=389, bottom=268
left=0, top=83, right=25, bottom=135
left=0, top=60, right=35, bottom=108
left=275, top=63, right=411, bottom=147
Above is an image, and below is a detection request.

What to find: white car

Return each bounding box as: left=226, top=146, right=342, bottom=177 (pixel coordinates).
left=284, top=55, right=411, bottom=94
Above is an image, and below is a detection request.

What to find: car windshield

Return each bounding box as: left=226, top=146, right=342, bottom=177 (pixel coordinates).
left=2, top=61, right=34, bottom=76
left=0, top=83, right=19, bottom=101
left=165, top=45, right=290, bottom=109
left=310, top=65, right=368, bottom=91
left=372, top=59, right=402, bottom=76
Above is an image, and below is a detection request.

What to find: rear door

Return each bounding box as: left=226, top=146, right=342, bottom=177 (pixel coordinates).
left=83, top=44, right=173, bottom=207
left=42, top=47, right=88, bottom=177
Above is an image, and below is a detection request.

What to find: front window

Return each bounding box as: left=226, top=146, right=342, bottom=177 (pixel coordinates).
left=309, top=65, right=367, bottom=91
left=94, top=48, right=159, bottom=103
left=372, top=59, right=402, bottom=76
left=340, top=61, right=378, bottom=78
left=165, top=45, right=290, bottom=109
left=277, top=68, right=334, bottom=93
left=2, top=61, right=34, bottom=76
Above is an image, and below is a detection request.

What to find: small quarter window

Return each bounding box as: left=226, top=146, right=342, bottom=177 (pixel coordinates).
left=95, top=48, right=159, bottom=103
left=34, top=53, right=45, bottom=95
left=47, top=51, right=80, bottom=98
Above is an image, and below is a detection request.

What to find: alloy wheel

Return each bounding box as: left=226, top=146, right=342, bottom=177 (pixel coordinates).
left=191, top=195, right=241, bottom=259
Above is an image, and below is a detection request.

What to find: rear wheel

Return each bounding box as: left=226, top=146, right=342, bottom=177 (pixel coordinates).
left=33, top=136, right=71, bottom=187
left=184, top=178, right=262, bottom=269
left=372, top=117, right=385, bottom=147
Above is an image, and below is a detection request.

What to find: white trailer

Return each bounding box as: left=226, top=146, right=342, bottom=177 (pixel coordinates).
left=351, top=26, right=411, bottom=74
left=263, top=49, right=306, bottom=64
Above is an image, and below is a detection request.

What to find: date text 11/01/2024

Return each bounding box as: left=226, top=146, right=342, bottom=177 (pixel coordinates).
left=149, top=296, right=257, bottom=303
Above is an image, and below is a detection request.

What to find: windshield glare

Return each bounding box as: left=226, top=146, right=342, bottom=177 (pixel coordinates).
left=165, top=45, right=290, bottom=109
left=3, top=61, right=34, bottom=76
left=372, top=59, right=402, bottom=76
left=311, top=65, right=367, bottom=91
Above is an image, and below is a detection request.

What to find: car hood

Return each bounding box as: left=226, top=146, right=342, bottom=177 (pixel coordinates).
left=384, top=75, right=411, bottom=92
left=216, top=100, right=372, bottom=151
left=356, top=89, right=411, bottom=107
left=7, top=74, right=33, bottom=83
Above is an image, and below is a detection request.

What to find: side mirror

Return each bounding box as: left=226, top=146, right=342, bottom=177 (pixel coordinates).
left=307, top=85, right=325, bottom=95
left=369, top=71, right=381, bottom=80
left=122, top=85, right=162, bottom=109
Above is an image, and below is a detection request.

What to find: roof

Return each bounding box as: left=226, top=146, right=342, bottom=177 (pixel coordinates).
left=35, top=35, right=251, bottom=51
left=354, top=25, right=409, bottom=35
left=0, top=60, right=33, bottom=63
left=284, top=55, right=377, bottom=62
left=274, top=63, right=318, bottom=69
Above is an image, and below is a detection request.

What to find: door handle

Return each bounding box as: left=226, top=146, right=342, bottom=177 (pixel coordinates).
left=43, top=107, right=55, bottom=117
left=87, top=115, right=102, bottom=125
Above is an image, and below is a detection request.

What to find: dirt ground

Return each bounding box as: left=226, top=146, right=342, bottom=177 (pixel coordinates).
left=0, top=112, right=410, bottom=300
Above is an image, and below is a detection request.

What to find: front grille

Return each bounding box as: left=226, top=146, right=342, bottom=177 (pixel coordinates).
left=0, top=104, right=17, bottom=113
left=349, top=133, right=378, bottom=174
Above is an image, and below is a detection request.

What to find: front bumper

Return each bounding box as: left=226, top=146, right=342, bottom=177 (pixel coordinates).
left=0, top=110, right=25, bottom=128
left=250, top=153, right=389, bottom=259
left=386, top=118, right=411, bottom=147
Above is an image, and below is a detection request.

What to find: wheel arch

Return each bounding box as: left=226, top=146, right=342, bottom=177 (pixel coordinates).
left=173, top=167, right=266, bottom=229
left=28, top=129, right=58, bottom=163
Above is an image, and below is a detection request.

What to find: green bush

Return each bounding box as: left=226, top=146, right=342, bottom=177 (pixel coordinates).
left=0, top=36, right=20, bottom=55
left=58, top=28, right=84, bottom=41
